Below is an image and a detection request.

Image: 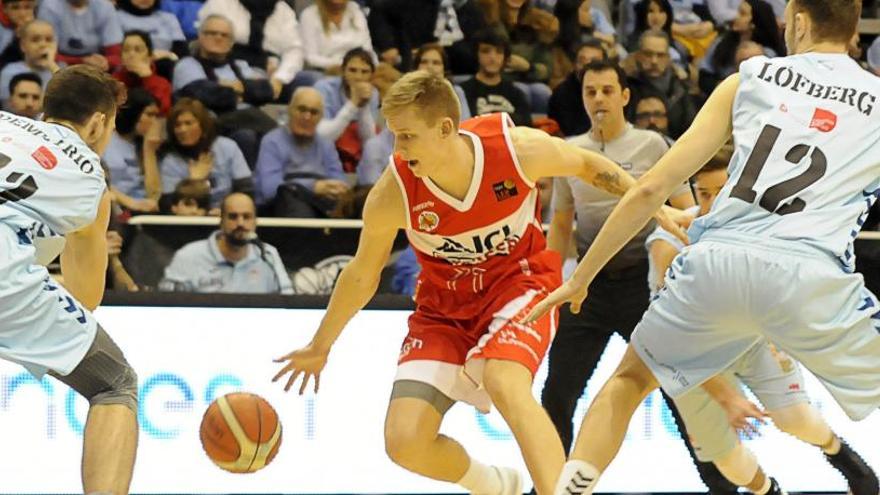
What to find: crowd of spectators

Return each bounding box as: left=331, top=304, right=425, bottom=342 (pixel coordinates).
left=5, top=0, right=876, bottom=293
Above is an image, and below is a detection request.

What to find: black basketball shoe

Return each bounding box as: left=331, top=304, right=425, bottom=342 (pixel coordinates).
left=826, top=440, right=880, bottom=495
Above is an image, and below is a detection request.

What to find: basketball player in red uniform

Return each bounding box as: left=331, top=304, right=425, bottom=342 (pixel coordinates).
left=273, top=71, right=684, bottom=495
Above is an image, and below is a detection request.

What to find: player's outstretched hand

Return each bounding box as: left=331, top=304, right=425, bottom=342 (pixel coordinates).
left=656, top=206, right=692, bottom=245
left=722, top=394, right=768, bottom=438
left=272, top=344, right=329, bottom=395
left=521, top=280, right=589, bottom=324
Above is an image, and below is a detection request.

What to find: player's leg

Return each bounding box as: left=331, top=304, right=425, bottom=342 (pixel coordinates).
left=0, top=229, right=139, bottom=495
left=388, top=311, right=519, bottom=494
left=769, top=402, right=879, bottom=495
left=553, top=345, right=660, bottom=495
left=484, top=359, right=565, bottom=495
left=540, top=304, right=613, bottom=453
left=384, top=382, right=516, bottom=494
left=714, top=444, right=784, bottom=495
left=670, top=369, right=786, bottom=494
left=50, top=326, right=138, bottom=495
left=737, top=344, right=880, bottom=495
left=658, top=390, right=740, bottom=495
left=554, top=243, right=764, bottom=494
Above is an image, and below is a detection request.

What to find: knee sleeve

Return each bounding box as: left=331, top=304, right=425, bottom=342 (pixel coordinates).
left=714, top=443, right=760, bottom=488
left=769, top=402, right=834, bottom=447
left=390, top=380, right=454, bottom=415
left=51, top=326, right=138, bottom=413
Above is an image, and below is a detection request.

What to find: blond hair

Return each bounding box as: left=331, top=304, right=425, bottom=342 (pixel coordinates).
left=381, top=70, right=461, bottom=128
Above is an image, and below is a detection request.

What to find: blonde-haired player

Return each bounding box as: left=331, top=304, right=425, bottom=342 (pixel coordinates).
left=273, top=70, right=686, bottom=494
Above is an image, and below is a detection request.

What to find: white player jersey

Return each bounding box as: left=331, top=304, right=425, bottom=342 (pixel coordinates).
left=690, top=53, right=880, bottom=271
left=0, top=112, right=106, bottom=239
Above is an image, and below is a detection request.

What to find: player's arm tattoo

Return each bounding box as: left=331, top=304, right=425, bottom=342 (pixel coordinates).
left=592, top=171, right=627, bottom=196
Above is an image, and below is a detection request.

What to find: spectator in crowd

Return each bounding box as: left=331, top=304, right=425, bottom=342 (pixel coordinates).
left=159, top=0, right=199, bottom=40
left=460, top=30, right=531, bottom=126
left=197, top=0, right=315, bottom=101
left=548, top=38, right=605, bottom=137
left=106, top=229, right=140, bottom=291
left=481, top=0, right=559, bottom=113
left=733, top=39, right=764, bottom=66
left=627, top=29, right=696, bottom=138
left=627, top=0, right=689, bottom=71
left=869, top=36, right=880, bottom=77
left=37, top=0, right=123, bottom=71
left=554, top=0, right=617, bottom=56
left=413, top=43, right=471, bottom=119
left=368, top=0, right=486, bottom=74
left=169, top=178, right=211, bottom=215
left=103, top=88, right=162, bottom=213
left=314, top=47, right=380, bottom=173
left=668, top=0, right=717, bottom=59
left=115, top=0, right=187, bottom=62
left=0, top=20, right=61, bottom=102
left=254, top=87, right=348, bottom=217
left=299, top=0, right=374, bottom=74
left=0, top=0, right=36, bottom=65
left=632, top=92, right=674, bottom=145
left=113, top=31, right=172, bottom=115
left=173, top=15, right=276, bottom=114
left=160, top=98, right=253, bottom=210
left=5, top=72, right=42, bottom=118
left=159, top=192, right=293, bottom=294
left=698, top=0, right=783, bottom=94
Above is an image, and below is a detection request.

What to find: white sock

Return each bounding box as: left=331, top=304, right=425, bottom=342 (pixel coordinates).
left=554, top=460, right=600, bottom=495
left=458, top=458, right=502, bottom=494
left=755, top=477, right=772, bottom=495
left=821, top=434, right=842, bottom=455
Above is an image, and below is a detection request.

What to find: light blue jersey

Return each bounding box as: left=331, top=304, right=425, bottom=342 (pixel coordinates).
left=690, top=54, right=880, bottom=271
left=631, top=53, right=880, bottom=421
left=0, top=112, right=105, bottom=378
left=0, top=112, right=106, bottom=240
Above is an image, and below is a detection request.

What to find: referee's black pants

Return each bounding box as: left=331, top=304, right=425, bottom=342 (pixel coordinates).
left=539, top=261, right=739, bottom=494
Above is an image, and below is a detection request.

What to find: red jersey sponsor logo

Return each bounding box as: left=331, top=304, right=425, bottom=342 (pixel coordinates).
left=493, top=179, right=518, bottom=201
left=417, top=211, right=440, bottom=232
left=31, top=146, right=57, bottom=170
left=809, top=108, right=837, bottom=132
left=788, top=383, right=801, bottom=392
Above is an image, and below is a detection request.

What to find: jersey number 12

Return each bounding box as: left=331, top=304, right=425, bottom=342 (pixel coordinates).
left=730, top=124, right=827, bottom=215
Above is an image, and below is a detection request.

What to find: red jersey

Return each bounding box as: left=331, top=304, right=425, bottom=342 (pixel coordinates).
left=390, top=113, right=560, bottom=319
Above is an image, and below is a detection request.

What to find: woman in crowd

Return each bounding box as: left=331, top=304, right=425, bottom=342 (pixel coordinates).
left=103, top=88, right=163, bottom=213
left=413, top=43, right=471, bottom=120
left=299, top=0, right=373, bottom=74
left=314, top=47, right=380, bottom=173
left=699, top=0, right=783, bottom=94
left=113, top=31, right=172, bottom=114
left=115, top=0, right=187, bottom=63
left=627, top=0, right=689, bottom=71
left=160, top=98, right=253, bottom=211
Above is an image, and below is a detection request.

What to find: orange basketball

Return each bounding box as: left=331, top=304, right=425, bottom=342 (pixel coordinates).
left=199, top=392, right=282, bottom=473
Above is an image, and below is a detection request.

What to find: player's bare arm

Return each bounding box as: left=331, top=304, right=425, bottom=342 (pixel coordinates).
left=510, top=126, right=636, bottom=196
left=648, top=239, right=679, bottom=292
left=524, top=74, right=740, bottom=322
left=701, top=374, right=768, bottom=435
left=273, top=168, right=405, bottom=394
left=60, top=191, right=111, bottom=311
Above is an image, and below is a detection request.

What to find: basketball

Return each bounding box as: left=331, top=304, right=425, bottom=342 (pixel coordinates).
left=199, top=392, right=282, bottom=473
